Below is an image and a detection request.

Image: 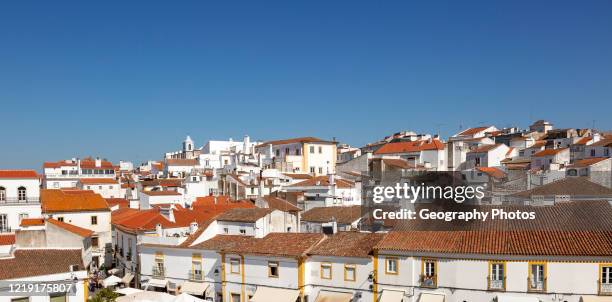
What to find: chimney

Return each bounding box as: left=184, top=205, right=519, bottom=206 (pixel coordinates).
left=95, top=157, right=102, bottom=168
left=268, top=144, right=273, bottom=157
left=189, top=222, right=199, bottom=234
left=259, top=170, right=264, bottom=197
left=214, top=196, right=218, bottom=205
left=243, top=135, right=250, bottom=154
left=155, top=223, right=163, bottom=237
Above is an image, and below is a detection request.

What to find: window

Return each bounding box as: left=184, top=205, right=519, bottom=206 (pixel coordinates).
left=0, top=214, right=8, bottom=232
left=17, top=187, right=26, bottom=201
left=57, top=217, right=64, bottom=222
left=296, top=149, right=301, bottom=155
left=91, top=236, right=99, bottom=248
left=223, top=227, right=229, bottom=234
left=474, top=157, right=481, bottom=166
left=230, top=258, right=241, bottom=274
left=268, top=261, right=279, bottom=278
left=310, top=146, right=315, bottom=154
left=344, top=264, right=356, bottom=281
left=239, top=229, right=246, bottom=235
left=230, top=293, right=241, bottom=302
left=285, top=148, right=289, bottom=154
left=192, top=254, right=203, bottom=280
left=320, top=263, right=332, bottom=279
left=385, top=257, right=398, bottom=275
left=98, top=186, right=102, bottom=190
left=529, top=262, right=546, bottom=292
left=421, top=259, right=437, bottom=287
left=276, top=149, right=280, bottom=156
left=0, top=187, right=5, bottom=201
left=318, top=146, right=322, bottom=154
left=91, top=216, right=98, bottom=225
left=318, top=167, right=323, bottom=174
left=601, top=264, right=612, bottom=294
left=605, top=149, right=610, bottom=156
left=18, top=213, right=28, bottom=223
left=310, top=167, right=315, bottom=173
left=154, top=252, right=165, bottom=277
left=489, top=262, right=506, bottom=290
left=591, top=149, right=596, bottom=156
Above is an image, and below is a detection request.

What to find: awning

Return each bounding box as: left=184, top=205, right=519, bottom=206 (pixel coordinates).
left=250, top=286, right=300, bottom=302
left=315, top=291, right=353, bottom=302
left=122, top=273, right=134, bottom=284
left=379, top=290, right=404, bottom=302
left=418, top=293, right=444, bottom=302
left=102, top=275, right=122, bottom=288
left=147, top=278, right=168, bottom=288
left=114, top=287, right=143, bottom=296
left=180, top=281, right=210, bottom=296
left=580, top=297, right=612, bottom=302
left=496, top=295, right=540, bottom=302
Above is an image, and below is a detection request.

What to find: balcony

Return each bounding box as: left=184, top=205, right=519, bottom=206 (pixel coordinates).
left=152, top=266, right=165, bottom=278
left=0, top=227, right=12, bottom=233
left=599, top=281, right=612, bottom=295
left=487, top=276, right=506, bottom=291
left=0, top=197, right=40, bottom=204
left=189, top=271, right=203, bottom=281
left=527, top=277, right=546, bottom=292
left=419, top=274, right=437, bottom=288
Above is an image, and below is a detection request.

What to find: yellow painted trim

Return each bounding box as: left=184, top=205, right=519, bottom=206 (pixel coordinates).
left=240, top=255, right=245, bottom=302
left=268, top=261, right=280, bottom=278
left=221, top=253, right=226, bottom=302
left=373, top=251, right=379, bottom=302
left=344, top=264, right=356, bottom=282
left=320, top=262, right=332, bottom=280
left=298, top=257, right=305, bottom=301
left=83, top=279, right=88, bottom=302
left=527, top=261, right=547, bottom=293
left=192, top=253, right=203, bottom=280
left=599, top=263, right=612, bottom=296
left=421, top=258, right=438, bottom=288
left=488, top=260, right=507, bottom=291
left=384, top=257, right=399, bottom=275
left=229, top=257, right=241, bottom=274
left=302, top=144, right=308, bottom=173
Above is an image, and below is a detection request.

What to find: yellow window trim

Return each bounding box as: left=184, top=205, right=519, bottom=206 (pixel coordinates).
left=230, top=258, right=241, bottom=274
left=344, top=264, right=356, bottom=282
left=420, top=258, right=438, bottom=287
left=320, top=262, right=332, bottom=280
left=488, top=260, right=507, bottom=291
left=385, top=257, right=399, bottom=275
left=527, top=261, right=547, bottom=292
left=599, top=263, right=612, bottom=296
left=268, top=261, right=280, bottom=278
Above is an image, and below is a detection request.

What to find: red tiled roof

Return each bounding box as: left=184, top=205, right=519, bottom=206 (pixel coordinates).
left=0, top=170, right=38, bottom=179
left=476, top=167, right=506, bottom=179
left=140, top=190, right=181, bottom=196
left=301, top=205, right=362, bottom=224
left=374, top=140, right=445, bottom=155
left=260, top=196, right=300, bottom=212
left=308, top=232, right=385, bottom=258
left=43, top=160, right=78, bottom=168
left=20, top=218, right=45, bottom=227
left=166, top=159, right=198, bottom=166
left=592, top=138, right=612, bottom=147
left=105, top=198, right=130, bottom=209
left=468, top=144, right=502, bottom=153
left=282, top=173, right=314, bottom=180
left=510, top=177, right=612, bottom=198
left=216, top=208, right=273, bottom=223
left=0, top=234, right=15, bottom=245
left=47, top=219, right=94, bottom=237
left=533, top=148, right=568, bottom=157
left=569, top=157, right=610, bottom=168
left=0, top=249, right=84, bottom=280
left=574, top=137, right=592, bottom=145
left=41, top=189, right=110, bottom=213
left=211, top=233, right=325, bottom=257
left=383, top=158, right=411, bottom=169
left=458, top=126, right=490, bottom=136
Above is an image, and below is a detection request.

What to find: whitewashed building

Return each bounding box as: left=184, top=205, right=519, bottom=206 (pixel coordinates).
left=0, top=170, right=42, bottom=233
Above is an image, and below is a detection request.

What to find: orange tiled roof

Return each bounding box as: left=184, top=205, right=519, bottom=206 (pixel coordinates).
left=458, top=126, right=490, bottom=136
left=215, top=233, right=325, bottom=257
left=476, top=167, right=506, bottom=179
left=592, top=137, right=612, bottom=147
left=290, top=176, right=354, bottom=188
left=374, top=139, right=445, bottom=155
left=569, top=157, right=610, bottom=168
left=260, top=196, right=300, bottom=212
left=166, top=159, right=198, bottom=166
left=0, top=249, right=83, bottom=280
left=574, top=137, right=592, bottom=145
left=47, top=219, right=94, bottom=237
left=533, top=148, right=568, bottom=157
left=257, top=137, right=333, bottom=147
left=468, top=144, right=502, bottom=153
left=301, top=205, right=362, bottom=224
left=383, top=158, right=411, bottom=169
left=41, top=189, right=110, bottom=213
left=43, top=160, right=78, bottom=168
left=105, top=198, right=129, bottom=209
left=308, top=232, right=385, bottom=258
left=0, top=170, right=38, bottom=179
left=140, top=190, right=181, bottom=196
left=216, top=208, right=273, bottom=223
left=20, top=218, right=45, bottom=227
left=0, top=234, right=15, bottom=245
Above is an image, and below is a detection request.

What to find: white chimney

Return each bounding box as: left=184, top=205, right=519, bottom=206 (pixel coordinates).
left=268, top=144, right=273, bottom=157
left=155, top=223, right=163, bottom=236
left=243, top=135, right=250, bottom=154
left=189, top=222, right=199, bottom=234
left=95, top=157, right=102, bottom=168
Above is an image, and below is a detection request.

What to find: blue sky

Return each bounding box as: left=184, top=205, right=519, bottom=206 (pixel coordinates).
left=1, top=1, right=611, bottom=169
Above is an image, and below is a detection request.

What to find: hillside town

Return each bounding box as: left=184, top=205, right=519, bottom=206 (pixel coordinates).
left=1, top=120, right=611, bottom=302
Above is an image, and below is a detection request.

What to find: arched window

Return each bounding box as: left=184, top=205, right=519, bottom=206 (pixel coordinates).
left=0, top=187, right=5, bottom=201
left=17, top=187, right=26, bottom=201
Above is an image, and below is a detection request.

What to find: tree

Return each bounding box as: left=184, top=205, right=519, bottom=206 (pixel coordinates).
left=90, top=288, right=119, bottom=302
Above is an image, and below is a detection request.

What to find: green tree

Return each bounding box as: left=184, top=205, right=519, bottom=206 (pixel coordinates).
left=90, top=288, right=119, bottom=302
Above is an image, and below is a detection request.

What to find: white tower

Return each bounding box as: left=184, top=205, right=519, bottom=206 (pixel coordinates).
left=183, top=135, right=194, bottom=152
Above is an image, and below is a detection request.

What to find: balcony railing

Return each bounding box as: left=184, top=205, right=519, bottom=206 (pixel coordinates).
left=44, top=173, right=115, bottom=178
left=0, top=227, right=12, bottom=233
left=528, top=277, right=546, bottom=292
left=487, top=276, right=506, bottom=291
left=152, top=266, right=165, bottom=278
left=189, top=271, right=203, bottom=281
left=599, top=281, right=612, bottom=295
left=420, top=274, right=437, bottom=288
left=0, top=197, right=40, bottom=204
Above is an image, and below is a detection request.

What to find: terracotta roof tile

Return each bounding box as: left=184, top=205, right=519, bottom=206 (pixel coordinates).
left=374, top=139, right=445, bottom=155
left=569, top=157, right=610, bottom=168
left=510, top=177, right=612, bottom=198
left=47, top=219, right=94, bottom=237
left=216, top=208, right=273, bottom=223
left=301, top=205, right=362, bottom=224
left=213, top=233, right=325, bottom=257
left=166, top=159, right=198, bottom=166
left=290, top=176, right=354, bottom=188
left=309, top=232, right=385, bottom=258
left=41, top=189, right=110, bottom=213
left=476, top=167, right=506, bottom=179
left=261, top=196, right=300, bottom=212
left=458, top=126, right=490, bottom=136
left=0, top=234, right=15, bottom=245
left=468, top=144, right=502, bottom=153
left=533, top=148, right=568, bottom=157
left=20, top=218, right=45, bottom=227
left=257, top=137, right=333, bottom=147
left=0, top=170, right=38, bottom=179
left=78, top=178, right=118, bottom=184
left=140, top=190, right=181, bottom=196
left=0, top=249, right=83, bottom=280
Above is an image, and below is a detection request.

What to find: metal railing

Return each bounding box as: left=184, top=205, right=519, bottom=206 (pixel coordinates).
left=527, top=277, right=546, bottom=292
left=487, top=276, right=506, bottom=291
left=0, top=197, right=40, bottom=204
left=189, top=271, right=203, bottom=281
left=599, top=281, right=612, bottom=295
left=152, top=266, right=165, bottom=278
left=419, top=274, right=437, bottom=288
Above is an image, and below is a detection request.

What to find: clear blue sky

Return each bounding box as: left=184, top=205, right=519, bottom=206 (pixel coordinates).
left=1, top=1, right=611, bottom=169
